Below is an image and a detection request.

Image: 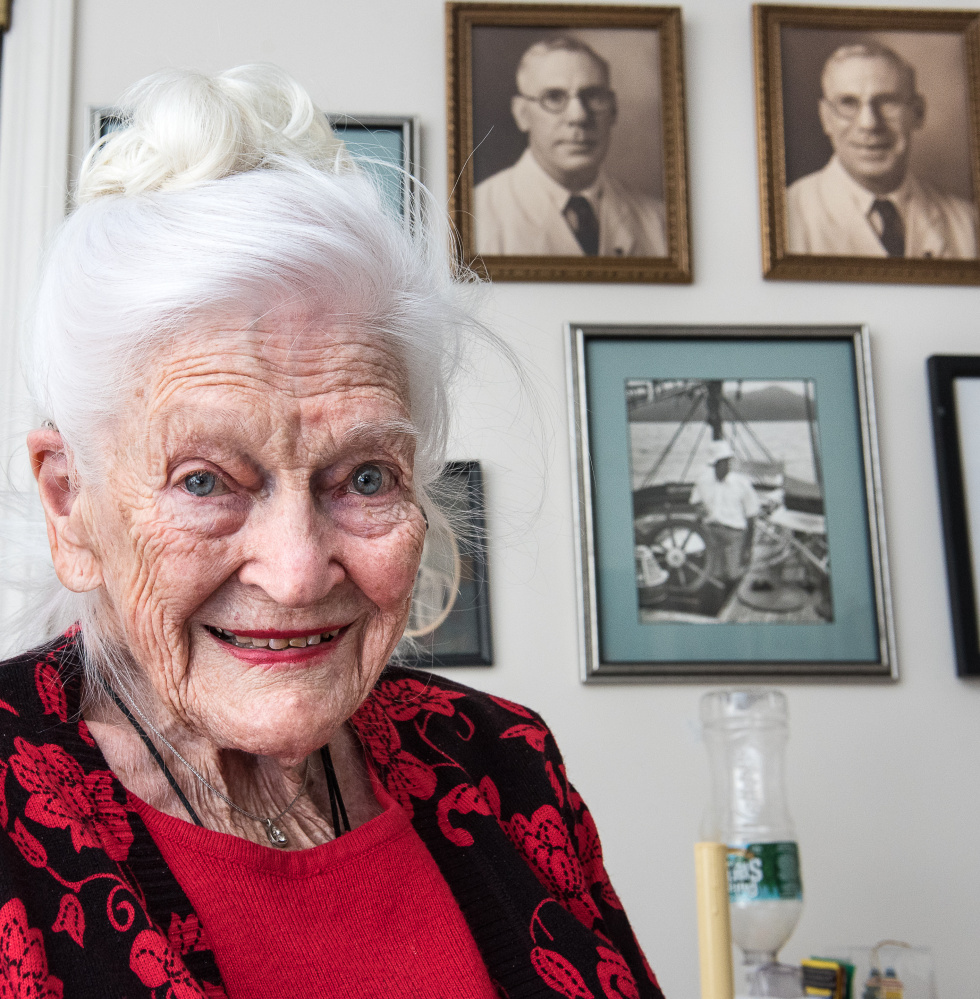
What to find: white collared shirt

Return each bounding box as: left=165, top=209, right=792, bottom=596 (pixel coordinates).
left=473, top=149, right=667, bottom=257
left=786, top=156, right=978, bottom=258
left=690, top=469, right=761, bottom=531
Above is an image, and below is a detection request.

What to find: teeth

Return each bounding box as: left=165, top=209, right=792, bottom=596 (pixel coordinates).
left=213, top=627, right=341, bottom=649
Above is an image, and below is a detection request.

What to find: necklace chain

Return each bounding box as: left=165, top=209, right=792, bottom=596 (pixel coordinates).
left=115, top=686, right=310, bottom=829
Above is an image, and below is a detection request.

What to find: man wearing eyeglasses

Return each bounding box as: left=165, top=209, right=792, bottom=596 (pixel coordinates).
left=786, top=41, right=977, bottom=258
left=474, top=35, right=667, bottom=257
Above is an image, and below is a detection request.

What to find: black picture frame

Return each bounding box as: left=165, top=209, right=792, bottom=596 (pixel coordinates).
left=404, top=461, right=493, bottom=668
left=928, top=355, right=980, bottom=677
left=568, top=323, right=896, bottom=681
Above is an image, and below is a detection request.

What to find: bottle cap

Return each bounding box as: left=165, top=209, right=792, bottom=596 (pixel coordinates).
left=700, top=689, right=788, bottom=728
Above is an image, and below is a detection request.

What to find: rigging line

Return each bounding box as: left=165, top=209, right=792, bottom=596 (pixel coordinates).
left=802, top=382, right=824, bottom=494
left=640, top=389, right=705, bottom=489
left=719, top=396, right=776, bottom=463
left=679, top=419, right=708, bottom=483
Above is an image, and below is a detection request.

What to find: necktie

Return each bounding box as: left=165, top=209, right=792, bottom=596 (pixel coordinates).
left=871, top=199, right=905, bottom=257
left=563, top=195, right=600, bottom=256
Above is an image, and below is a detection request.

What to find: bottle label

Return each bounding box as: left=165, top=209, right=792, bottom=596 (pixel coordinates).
left=726, top=841, right=802, bottom=902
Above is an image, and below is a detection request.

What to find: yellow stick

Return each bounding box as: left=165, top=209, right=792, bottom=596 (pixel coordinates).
left=695, top=842, right=734, bottom=999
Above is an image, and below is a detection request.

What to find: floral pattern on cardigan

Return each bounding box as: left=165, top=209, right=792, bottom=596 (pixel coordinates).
left=0, top=635, right=664, bottom=999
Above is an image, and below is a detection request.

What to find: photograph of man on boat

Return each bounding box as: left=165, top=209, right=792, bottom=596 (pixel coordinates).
left=628, top=377, right=833, bottom=624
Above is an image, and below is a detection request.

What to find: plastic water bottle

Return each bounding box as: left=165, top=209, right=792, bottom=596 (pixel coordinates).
left=701, top=690, right=804, bottom=996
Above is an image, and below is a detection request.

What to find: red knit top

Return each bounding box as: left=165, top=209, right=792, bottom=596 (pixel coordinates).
left=130, top=784, right=498, bottom=998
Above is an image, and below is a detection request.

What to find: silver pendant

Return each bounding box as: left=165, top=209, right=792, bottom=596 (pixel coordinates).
left=263, top=818, right=288, bottom=847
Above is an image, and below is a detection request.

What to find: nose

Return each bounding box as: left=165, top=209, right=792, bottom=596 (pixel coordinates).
left=563, top=93, right=591, bottom=123
left=854, top=98, right=884, bottom=130
left=237, top=488, right=346, bottom=607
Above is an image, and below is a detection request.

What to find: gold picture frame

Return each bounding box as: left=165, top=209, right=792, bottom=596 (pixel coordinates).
left=447, top=2, right=691, bottom=283
left=754, top=4, right=980, bottom=285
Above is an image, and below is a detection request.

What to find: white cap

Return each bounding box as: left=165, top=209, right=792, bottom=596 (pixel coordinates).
left=708, top=439, right=734, bottom=464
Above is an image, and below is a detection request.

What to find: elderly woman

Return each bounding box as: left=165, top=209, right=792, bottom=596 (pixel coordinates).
left=0, top=66, right=662, bottom=998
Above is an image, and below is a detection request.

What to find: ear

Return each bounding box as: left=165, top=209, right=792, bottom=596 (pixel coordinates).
left=511, top=94, right=531, bottom=134
left=817, top=98, right=835, bottom=139
left=28, top=429, right=104, bottom=593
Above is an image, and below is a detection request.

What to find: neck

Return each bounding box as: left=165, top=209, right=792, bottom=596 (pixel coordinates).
left=840, top=160, right=908, bottom=198
left=531, top=151, right=600, bottom=193
left=83, top=687, right=382, bottom=849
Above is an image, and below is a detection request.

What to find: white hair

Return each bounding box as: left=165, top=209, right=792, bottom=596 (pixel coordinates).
left=20, top=64, right=492, bottom=685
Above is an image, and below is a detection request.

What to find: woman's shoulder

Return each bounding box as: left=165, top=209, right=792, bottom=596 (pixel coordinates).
left=364, top=664, right=561, bottom=775
left=0, top=633, right=82, bottom=739
left=374, top=664, right=548, bottom=729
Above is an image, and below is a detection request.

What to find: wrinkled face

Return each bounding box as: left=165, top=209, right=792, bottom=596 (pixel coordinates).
left=76, top=315, right=425, bottom=760
left=818, top=55, right=923, bottom=195
left=512, top=49, right=616, bottom=191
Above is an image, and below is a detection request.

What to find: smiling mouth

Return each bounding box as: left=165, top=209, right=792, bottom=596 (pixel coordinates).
left=205, top=626, right=343, bottom=650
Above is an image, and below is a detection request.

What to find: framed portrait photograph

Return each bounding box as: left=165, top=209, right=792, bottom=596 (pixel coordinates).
left=928, top=356, right=980, bottom=677
left=754, top=5, right=980, bottom=285
left=403, top=461, right=493, bottom=668
left=567, top=324, right=896, bottom=681
left=89, top=108, right=420, bottom=230
left=446, top=3, right=691, bottom=283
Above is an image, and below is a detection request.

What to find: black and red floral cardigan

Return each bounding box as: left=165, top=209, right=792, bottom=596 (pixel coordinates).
left=0, top=633, right=664, bottom=999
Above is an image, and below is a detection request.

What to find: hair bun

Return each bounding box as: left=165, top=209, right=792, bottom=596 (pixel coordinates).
left=76, top=64, right=348, bottom=203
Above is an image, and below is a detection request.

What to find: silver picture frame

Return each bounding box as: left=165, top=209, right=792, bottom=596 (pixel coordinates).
left=567, top=323, right=896, bottom=682
left=88, top=107, right=421, bottom=232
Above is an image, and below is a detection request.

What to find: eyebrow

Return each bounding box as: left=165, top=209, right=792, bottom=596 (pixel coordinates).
left=336, top=419, right=419, bottom=455
left=152, top=406, right=258, bottom=451
left=152, top=407, right=418, bottom=460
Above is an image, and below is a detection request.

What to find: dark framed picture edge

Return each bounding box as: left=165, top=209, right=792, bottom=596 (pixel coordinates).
left=446, top=1, right=692, bottom=283
left=753, top=3, right=980, bottom=284
left=567, top=322, right=898, bottom=683
left=928, top=354, right=980, bottom=678
left=405, top=459, right=494, bottom=670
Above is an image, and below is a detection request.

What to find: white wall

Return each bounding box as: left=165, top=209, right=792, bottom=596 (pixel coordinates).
left=34, top=0, right=980, bottom=994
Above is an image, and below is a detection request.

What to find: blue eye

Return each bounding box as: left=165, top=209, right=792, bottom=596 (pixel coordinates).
left=183, top=471, right=218, bottom=496
left=351, top=464, right=384, bottom=496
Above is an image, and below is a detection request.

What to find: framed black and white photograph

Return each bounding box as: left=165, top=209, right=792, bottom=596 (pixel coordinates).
left=928, top=355, right=980, bottom=677
left=754, top=5, right=980, bottom=285
left=568, top=324, right=896, bottom=681
left=404, top=461, right=493, bottom=668
left=90, top=108, right=420, bottom=231
left=447, top=3, right=691, bottom=283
